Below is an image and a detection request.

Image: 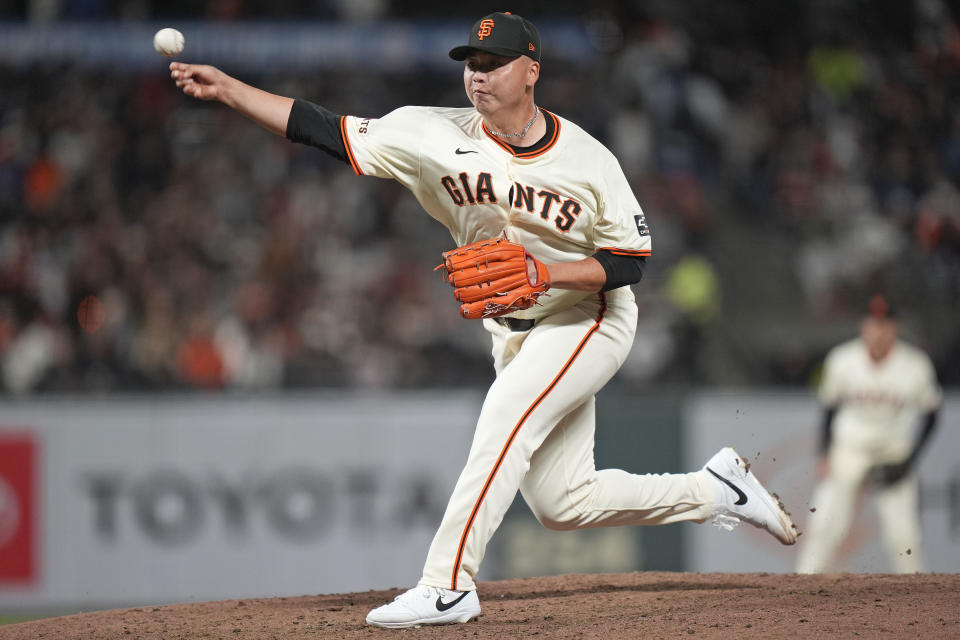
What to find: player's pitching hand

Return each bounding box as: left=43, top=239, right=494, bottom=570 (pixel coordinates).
left=170, top=62, right=227, bottom=101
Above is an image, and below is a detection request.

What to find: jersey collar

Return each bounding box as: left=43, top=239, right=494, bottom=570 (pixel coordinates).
left=482, top=108, right=560, bottom=159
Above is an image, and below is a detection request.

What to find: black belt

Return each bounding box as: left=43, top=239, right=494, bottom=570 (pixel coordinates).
left=494, top=317, right=536, bottom=331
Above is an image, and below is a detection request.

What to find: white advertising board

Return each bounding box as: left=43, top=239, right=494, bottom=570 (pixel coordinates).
left=685, top=391, right=960, bottom=574
left=0, top=392, right=480, bottom=610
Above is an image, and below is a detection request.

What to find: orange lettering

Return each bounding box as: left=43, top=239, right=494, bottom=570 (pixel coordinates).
left=477, top=19, right=494, bottom=40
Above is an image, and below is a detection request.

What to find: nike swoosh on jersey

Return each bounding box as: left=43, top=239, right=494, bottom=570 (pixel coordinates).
left=706, top=467, right=748, bottom=506
left=435, top=591, right=470, bottom=611
left=455, top=148, right=478, bottom=154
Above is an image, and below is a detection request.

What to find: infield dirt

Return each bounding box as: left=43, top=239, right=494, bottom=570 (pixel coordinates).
left=2, top=572, right=958, bottom=639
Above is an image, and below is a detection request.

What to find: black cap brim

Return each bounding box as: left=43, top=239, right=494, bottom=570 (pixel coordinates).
left=449, top=45, right=524, bottom=61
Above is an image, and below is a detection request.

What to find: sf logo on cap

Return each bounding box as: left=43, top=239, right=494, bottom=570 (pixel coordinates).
left=477, top=19, right=495, bottom=40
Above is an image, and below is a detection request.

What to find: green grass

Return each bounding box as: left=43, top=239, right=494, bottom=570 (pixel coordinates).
left=0, top=614, right=51, bottom=625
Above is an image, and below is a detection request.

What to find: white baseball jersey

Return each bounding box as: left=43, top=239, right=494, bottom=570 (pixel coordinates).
left=819, top=338, right=942, bottom=455
left=333, top=103, right=716, bottom=593
left=339, top=106, right=651, bottom=319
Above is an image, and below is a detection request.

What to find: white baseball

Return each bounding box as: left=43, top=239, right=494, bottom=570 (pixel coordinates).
left=153, top=28, right=185, bottom=57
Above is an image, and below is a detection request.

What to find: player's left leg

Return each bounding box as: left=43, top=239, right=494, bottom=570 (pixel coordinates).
left=520, top=396, right=714, bottom=530
left=875, top=474, right=924, bottom=573
left=520, top=402, right=796, bottom=544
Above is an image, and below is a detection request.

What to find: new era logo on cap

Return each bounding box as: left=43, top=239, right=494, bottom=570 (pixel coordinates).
left=449, top=12, right=542, bottom=63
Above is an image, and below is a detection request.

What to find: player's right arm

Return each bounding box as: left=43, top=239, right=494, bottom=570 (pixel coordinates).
left=170, top=62, right=293, bottom=137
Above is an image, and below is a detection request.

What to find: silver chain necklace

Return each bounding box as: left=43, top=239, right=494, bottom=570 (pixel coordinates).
left=488, top=107, right=539, bottom=139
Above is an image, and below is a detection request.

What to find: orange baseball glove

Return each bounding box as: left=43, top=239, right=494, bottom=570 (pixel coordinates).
left=436, top=237, right=551, bottom=319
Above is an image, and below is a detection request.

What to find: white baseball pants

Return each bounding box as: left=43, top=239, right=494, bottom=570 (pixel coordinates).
left=419, top=292, right=715, bottom=591
left=796, top=444, right=923, bottom=573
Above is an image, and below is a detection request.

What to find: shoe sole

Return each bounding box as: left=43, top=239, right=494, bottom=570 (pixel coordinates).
left=726, top=447, right=799, bottom=545
left=366, top=607, right=480, bottom=629
left=366, top=609, right=480, bottom=629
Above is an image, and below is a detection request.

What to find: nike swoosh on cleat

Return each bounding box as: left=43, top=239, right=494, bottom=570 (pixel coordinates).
left=706, top=467, right=748, bottom=506
left=435, top=591, right=470, bottom=612
left=455, top=148, right=478, bottom=154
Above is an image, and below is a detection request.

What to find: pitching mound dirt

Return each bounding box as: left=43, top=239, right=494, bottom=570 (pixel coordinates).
left=2, top=572, right=958, bottom=639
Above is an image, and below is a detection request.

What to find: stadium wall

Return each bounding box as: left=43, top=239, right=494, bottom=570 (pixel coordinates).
left=0, top=390, right=956, bottom=613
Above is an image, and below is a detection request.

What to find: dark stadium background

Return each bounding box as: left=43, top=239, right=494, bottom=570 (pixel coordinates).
left=3, top=1, right=959, bottom=395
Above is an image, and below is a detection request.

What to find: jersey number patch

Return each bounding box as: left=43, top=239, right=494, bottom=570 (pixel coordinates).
left=634, top=214, right=650, bottom=237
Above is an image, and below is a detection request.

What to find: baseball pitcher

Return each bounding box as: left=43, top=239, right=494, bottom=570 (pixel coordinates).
left=170, top=12, right=798, bottom=628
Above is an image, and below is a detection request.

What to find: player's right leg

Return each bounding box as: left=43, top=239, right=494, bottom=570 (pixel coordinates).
left=366, top=296, right=631, bottom=628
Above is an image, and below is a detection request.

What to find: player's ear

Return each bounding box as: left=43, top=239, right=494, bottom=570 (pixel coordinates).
left=526, top=60, right=540, bottom=87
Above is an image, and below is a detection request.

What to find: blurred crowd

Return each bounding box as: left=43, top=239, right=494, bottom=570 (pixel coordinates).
left=2, top=1, right=960, bottom=394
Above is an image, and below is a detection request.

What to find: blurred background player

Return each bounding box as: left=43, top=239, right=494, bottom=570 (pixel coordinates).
left=796, top=295, right=942, bottom=573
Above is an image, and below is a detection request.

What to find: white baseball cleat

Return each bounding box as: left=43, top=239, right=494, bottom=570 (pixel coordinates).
left=703, top=447, right=798, bottom=545
left=365, top=584, right=481, bottom=629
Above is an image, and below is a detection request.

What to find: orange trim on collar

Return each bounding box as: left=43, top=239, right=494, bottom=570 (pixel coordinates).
left=481, top=109, right=561, bottom=158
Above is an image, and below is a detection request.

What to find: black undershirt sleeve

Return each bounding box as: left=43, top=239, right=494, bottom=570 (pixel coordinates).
left=909, top=407, right=940, bottom=462
left=285, top=99, right=349, bottom=164
left=820, top=406, right=837, bottom=454
left=591, top=250, right=647, bottom=292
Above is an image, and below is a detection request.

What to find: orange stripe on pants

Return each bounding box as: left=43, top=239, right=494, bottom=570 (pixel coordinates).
left=449, top=298, right=607, bottom=590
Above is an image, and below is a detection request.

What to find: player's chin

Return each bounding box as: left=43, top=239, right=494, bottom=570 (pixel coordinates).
left=472, top=94, right=496, bottom=113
